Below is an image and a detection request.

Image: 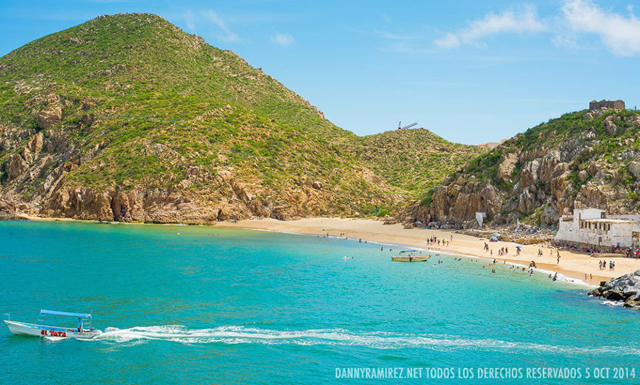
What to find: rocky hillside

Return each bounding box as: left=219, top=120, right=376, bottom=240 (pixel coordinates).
left=0, top=13, right=479, bottom=223
left=413, top=108, right=640, bottom=227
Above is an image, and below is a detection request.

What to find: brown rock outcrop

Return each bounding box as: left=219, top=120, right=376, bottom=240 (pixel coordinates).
left=497, top=153, right=517, bottom=182
left=7, top=154, right=28, bottom=181
left=36, top=105, right=62, bottom=129
left=426, top=181, right=502, bottom=224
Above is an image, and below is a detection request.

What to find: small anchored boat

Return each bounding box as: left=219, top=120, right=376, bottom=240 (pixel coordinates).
left=4, top=309, right=102, bottom=339
left=391, top=255, right=430, bottom=262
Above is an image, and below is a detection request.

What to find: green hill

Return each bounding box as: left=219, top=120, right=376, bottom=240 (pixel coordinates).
left=0, top=13, right=481, bottom=222
left=354, top=128, right=484, bottom=195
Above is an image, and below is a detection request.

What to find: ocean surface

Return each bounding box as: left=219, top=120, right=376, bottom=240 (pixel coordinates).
left=1, top=220, right=639, bottom=384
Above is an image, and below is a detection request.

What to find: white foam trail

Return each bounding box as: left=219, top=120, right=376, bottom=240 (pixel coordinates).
left=602, top=300, right=624, bottom=307
left=94, top=325, right=639, bottom=355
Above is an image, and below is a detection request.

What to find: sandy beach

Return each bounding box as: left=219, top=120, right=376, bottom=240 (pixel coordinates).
left=219, top=217, right=640, bottom=286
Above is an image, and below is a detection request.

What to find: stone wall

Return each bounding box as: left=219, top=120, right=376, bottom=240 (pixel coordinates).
left=589, top=99, right=625, bottom=111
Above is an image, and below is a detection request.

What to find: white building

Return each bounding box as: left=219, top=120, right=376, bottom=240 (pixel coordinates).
left=555, top=208, right=640, bottom=248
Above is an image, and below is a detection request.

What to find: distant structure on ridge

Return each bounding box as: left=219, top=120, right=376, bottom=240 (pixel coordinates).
left=589, top=99, right=625, bottom=111
left=397, top=121, right=418, bottom=130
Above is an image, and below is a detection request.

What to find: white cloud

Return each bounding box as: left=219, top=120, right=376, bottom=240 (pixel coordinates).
left=562, top=0, right=640, bottom=56
left=434, top=4, right=546, bottom=48
left=202, top=10, right=240, bottom=43
left=271, top=33, right=295, bottom=46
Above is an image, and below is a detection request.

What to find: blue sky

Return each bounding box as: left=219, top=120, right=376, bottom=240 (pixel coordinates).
left=1, top=0, right=639, bottom=144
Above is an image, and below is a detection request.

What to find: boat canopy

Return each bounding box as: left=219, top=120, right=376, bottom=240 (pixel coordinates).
left=400, top=250, right=418, bottom=253
left=40, top=309, right=91, bottom=318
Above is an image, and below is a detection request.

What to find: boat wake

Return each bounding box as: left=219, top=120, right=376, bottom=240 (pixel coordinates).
left=95, top=325, right=639, bottom=355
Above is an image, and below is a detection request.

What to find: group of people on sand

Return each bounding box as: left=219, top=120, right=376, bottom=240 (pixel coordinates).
left=427, top=236, right=448, bottom=247
left=599, top=260, right=615, bottom=270
left=484, top=244, right=512, bottom=257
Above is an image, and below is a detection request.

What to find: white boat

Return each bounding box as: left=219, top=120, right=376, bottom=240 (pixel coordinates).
left=4, top=309, right=102, bottom=339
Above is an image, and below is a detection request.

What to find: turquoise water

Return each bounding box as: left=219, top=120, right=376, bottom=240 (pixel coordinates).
left=1, top=220, right=639, bottom=384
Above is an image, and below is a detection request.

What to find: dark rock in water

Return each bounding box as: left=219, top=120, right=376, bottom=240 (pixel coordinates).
left=589, top=269, right=640, bottom=309
left=604, top=290, right=625, bottom=301
left=624, top=300, right=640, bottom=308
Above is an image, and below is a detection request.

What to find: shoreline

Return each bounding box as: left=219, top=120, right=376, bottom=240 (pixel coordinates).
left=17, top=215, right=640, bottom=286
left=257, top=228, right=593, bottom=287
left=215, top=217, right=640, bottom=286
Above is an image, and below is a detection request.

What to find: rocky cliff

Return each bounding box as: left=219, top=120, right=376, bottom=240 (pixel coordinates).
left=412, top=108, right=640, bottom=227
